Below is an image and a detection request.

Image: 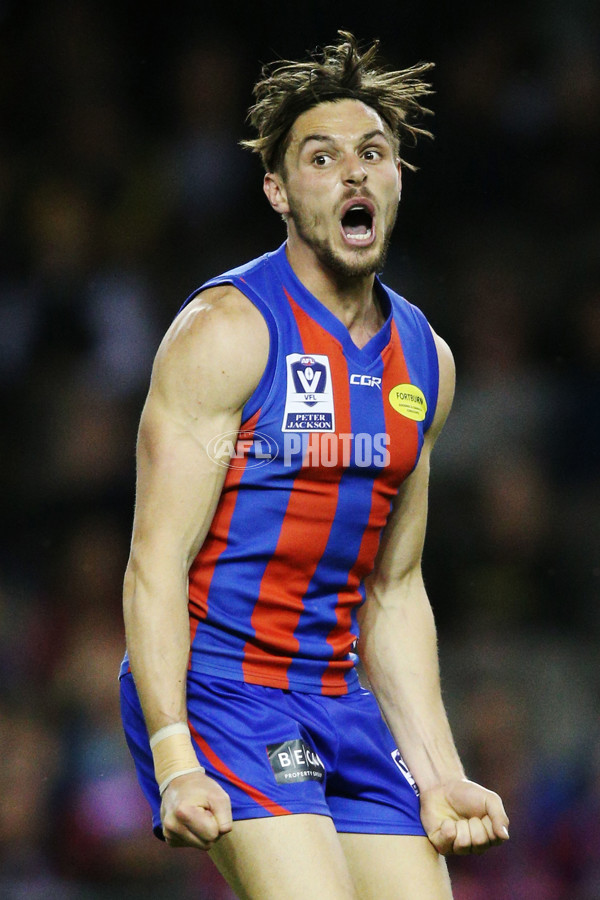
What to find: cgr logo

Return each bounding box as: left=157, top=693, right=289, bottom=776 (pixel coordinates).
left=350, top=374, right=382, bottom=388
left=206, top=430, right=279, bottom=469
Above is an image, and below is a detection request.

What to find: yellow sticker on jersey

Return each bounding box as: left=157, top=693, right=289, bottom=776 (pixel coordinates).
left=388, top=384, right=427, bottom=421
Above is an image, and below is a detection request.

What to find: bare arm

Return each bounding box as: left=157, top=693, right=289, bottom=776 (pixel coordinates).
left=358, top=330, right=509, bottom=856
left=123, top=285, right=269, bottom=847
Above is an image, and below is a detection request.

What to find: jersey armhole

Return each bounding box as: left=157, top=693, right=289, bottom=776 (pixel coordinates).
left=181, top=275, right=279, bottom=425
left=408, top=303, right=440, bottom=433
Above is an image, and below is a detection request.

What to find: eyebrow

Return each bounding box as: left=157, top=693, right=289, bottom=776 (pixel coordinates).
left=297, top=129, right=391, bottom=153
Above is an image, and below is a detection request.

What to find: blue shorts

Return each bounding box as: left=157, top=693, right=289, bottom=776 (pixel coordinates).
left=119, top=670, right=426, bottom=840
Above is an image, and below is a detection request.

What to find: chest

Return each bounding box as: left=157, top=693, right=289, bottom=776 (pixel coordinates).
left=246, top=326, right=427, bottom=490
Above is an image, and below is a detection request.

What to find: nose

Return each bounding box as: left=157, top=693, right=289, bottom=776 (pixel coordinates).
left=342, top=155, right=367, bottom=186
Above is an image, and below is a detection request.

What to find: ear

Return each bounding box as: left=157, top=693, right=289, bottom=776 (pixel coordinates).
left=397, top=159, right=403, bottom=200
left=263, top=172, right=290, bottom=216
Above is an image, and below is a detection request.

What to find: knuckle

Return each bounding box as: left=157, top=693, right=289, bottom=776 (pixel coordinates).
left=174, top=802, right=198, bottom=826
left=161, top=812, right=177, bottom=833
left=174, top=805, right=188, bottom=824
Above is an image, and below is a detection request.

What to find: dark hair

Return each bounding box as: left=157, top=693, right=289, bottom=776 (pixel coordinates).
left=240, top=31, right=434, bottom=173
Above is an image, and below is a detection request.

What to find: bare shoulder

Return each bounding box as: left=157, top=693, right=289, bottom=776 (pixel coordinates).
left=158, top=283, right=269, bottom=377
left=428, top=327, right=456, bottom=444
left=151, top=284, right=270, bottom=417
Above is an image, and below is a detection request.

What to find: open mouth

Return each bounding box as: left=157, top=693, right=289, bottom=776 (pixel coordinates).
left=340, top=203, right=375, bottom=246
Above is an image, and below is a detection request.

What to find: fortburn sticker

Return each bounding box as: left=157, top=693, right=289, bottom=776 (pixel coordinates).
left=388, top=384, right=427, bottom=421
left=267, top=739, right=325, bottom=784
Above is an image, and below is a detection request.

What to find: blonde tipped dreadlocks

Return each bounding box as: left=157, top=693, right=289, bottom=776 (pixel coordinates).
left=241, top=31, right=434, bottom=174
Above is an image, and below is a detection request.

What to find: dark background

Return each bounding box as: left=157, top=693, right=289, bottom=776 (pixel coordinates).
left=0, top=1, right=599, bottom=897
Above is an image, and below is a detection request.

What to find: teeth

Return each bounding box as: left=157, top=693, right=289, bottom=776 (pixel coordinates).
left=347, top=229, right=373, bottom=241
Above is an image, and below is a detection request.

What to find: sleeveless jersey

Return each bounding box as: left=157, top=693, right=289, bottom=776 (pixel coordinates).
left=180, top=243, right=439, bottom=696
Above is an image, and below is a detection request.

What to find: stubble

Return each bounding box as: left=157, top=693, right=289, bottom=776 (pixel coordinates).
left=287, top=194, right=398, bottom=280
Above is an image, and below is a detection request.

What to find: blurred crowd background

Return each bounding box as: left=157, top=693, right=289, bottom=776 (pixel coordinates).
left=0, top=1, right=598, bottom=897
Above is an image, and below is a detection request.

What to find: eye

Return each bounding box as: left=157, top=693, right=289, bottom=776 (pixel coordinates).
left=362, top=148, right=382, bottom=162
left=313, top=153, right=331, bottom=167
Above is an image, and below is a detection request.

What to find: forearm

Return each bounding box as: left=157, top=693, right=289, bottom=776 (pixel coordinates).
left=123, top=557, right=191, bottom=735
left=359, top=571, right=464, bottom=792
left=122, top=555, right=209, bottom=795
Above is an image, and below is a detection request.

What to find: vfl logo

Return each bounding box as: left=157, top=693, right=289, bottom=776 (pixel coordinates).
left=282, top=353, right=335, bottom=432
left=391, top=749, right=420, bottom=796
left=291, top=357, right=326, bottom=404
left=267, top=739, right=325, bottom=784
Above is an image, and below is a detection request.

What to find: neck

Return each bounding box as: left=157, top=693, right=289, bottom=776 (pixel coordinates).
left=285, top=236, right=384, bottom=348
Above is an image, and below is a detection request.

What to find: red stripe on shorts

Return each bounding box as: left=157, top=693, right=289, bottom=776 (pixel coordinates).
left=188, top=721, right=291, bottom=817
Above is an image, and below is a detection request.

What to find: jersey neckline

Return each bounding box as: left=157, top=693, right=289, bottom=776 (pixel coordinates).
left=268, top=242, right=393, bottom=366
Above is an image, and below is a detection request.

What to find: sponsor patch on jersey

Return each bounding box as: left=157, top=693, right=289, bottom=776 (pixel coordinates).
left=350, top=373, right=382, bottom=388
left=391, top=749, right=420, bottom=796
left=267, top=739, right=326, bottom=784
left=388, top=384, right=427, bottom=421
left=282, top=354, right=335, bottom=432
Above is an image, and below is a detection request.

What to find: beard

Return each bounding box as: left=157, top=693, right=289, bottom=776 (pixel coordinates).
left=287, top=194, right=398, bottom=280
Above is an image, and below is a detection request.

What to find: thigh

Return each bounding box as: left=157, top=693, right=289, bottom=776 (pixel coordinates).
left=338, top=833, right=453, bottom=900
left=210, top=813, right=359, bottom=900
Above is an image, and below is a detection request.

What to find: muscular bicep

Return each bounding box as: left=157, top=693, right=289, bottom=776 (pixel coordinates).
left=128, top=286, right=270, bottom=573
left=131, top=394, right=235, bottom=574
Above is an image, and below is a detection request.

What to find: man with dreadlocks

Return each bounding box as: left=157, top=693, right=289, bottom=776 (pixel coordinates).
left=120, top=31, right=509, bottom=899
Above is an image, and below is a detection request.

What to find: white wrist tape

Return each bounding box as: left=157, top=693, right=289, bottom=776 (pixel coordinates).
left=149, top=722, right=205, bottom=794
left=149, top=722, right=191, bottom=750
left=158, top=766, right=205, bottom=796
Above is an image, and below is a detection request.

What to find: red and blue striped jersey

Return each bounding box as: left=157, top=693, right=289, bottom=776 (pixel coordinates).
left=181, top=243, right=439, bottom=696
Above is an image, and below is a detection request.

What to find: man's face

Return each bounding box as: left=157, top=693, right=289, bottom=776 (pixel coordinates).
left=267, top=99, right=402, bottom=280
